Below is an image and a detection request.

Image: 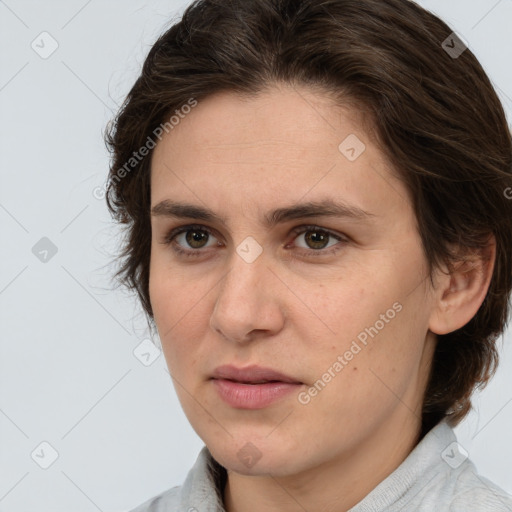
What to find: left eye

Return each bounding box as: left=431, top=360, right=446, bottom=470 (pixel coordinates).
left=291, top=226, right=342, bottom=251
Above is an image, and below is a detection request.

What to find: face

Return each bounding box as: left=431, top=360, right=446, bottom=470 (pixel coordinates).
left=149, top=83, right=439, bottom=478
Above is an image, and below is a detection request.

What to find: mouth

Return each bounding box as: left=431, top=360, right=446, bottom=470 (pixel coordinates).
left=210, top=364, right=303, bottom=409
left=222, top=379, right=285, bottom=384
left=210, top=364, right=302, bottom=384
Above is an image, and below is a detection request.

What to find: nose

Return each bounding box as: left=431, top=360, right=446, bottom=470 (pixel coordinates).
left=209, top=250, right=285, bottom=344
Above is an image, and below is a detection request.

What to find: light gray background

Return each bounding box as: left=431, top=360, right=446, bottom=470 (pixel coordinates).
left=0, top=1, right=511, bottom=511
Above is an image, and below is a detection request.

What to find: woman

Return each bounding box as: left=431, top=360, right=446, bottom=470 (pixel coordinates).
left=105, top=0, right=512, bottom=510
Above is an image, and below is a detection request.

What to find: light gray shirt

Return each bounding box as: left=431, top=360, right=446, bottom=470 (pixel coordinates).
left=129, top=419, right=512, bottom=511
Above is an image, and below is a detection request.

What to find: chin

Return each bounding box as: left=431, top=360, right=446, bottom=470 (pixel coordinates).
left=206, top=434, right=303, bottom=476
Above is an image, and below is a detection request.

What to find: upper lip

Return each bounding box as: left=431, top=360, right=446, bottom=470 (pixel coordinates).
left=211, top=364, right=302, bottom=384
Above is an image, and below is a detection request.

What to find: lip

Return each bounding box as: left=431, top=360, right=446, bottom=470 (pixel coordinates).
left=211, top=364, right=301, bottom=384
left=211, top=365, right=303, bottom=409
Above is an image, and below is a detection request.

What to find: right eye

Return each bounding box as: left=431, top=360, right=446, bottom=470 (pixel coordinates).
left=162, top=224, right=223, bottom=257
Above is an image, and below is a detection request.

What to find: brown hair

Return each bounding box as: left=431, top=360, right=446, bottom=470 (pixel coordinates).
left=104, top=0, right=512, bottom=434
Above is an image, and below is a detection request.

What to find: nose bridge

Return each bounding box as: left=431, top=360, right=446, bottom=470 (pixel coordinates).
left=216, top=247, right=267, bottom=309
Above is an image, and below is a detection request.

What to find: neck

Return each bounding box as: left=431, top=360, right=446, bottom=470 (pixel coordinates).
left=223, top=411, right=422, bottom=512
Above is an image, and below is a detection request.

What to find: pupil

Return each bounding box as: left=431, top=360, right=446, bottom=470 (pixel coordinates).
left=186, top=230, right=208, bottom=248
left=306, top=230, right=328, bottom=249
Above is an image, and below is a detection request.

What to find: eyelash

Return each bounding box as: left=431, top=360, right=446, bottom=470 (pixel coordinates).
left=161, top=224, right=348, bottom=259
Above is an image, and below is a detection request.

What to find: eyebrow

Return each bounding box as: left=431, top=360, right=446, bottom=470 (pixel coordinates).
left=150, top=198, right=376, bottom=227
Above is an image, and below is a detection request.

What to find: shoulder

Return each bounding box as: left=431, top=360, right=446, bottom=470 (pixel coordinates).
left=420, top=421, right=512, bottom=511
left=358, top=420, right=512, bottom=512
left=447, top=466, right=512, bottom=512
left=127, top=485, right=182, bottom=512
left=126, top=445, right=226, bottom=512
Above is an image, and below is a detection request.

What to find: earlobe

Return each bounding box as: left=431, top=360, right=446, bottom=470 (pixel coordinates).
left=428, top=235, right=496, bottom=335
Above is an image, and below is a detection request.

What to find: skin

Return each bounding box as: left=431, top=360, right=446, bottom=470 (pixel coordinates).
left=148, top=83, right=495, bottom=512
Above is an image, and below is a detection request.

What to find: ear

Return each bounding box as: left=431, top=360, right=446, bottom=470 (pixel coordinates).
left=428, top=235, right=496, bottom=335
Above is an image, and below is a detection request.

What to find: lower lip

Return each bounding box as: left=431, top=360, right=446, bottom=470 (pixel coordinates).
left=212, top=379, right=303, bottom=409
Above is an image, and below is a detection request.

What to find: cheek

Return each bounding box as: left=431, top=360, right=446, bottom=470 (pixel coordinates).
left=305, top=269, right=395, bottom=343
left=149, top=262, right=210, bottom=372
left=305, top=265, right=426, bottom=384
left=149, top=248, right=193, bottom=326
left=319, top=289, right=430, bottom=416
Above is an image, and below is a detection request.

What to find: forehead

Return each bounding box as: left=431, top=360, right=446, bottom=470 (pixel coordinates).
left=150, top=84, right=411, bottom=223
left=153, top=84, right=370, bottom=160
